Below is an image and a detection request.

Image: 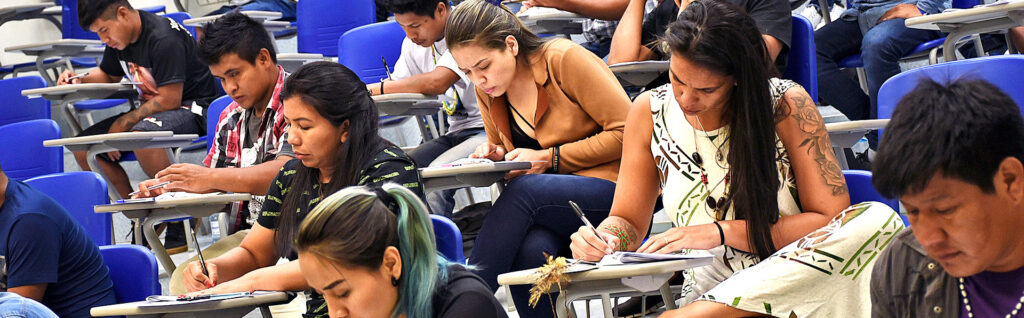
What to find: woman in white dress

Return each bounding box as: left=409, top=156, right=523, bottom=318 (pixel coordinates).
left=569, top=1, right=904, bottom=316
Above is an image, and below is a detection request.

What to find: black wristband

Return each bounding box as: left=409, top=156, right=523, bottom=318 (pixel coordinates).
left=713, top=221, right=725, bottom=246
left=379, top=81, right=384, bottom=95
left=552, top=146, right=560, bottom=173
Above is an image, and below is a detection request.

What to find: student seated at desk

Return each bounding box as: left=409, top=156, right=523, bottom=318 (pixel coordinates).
left=569, top=1, right=900, bottom=317
left=607, top=0, right=791, bottom=72
left=180, top=62, right=424, bottom=318
left=870, top=79, right=1024, bottom=318
left=296, top=184, right=506, bottom=318
left=60, top=0, right=221, bottom=253
left=134, top=11, right=293, bottom=234
left=445, top=1, right=630, bottom=316
left=370, top=0, right=488, bottom=216
left=0, top=163, right=116, bottom=317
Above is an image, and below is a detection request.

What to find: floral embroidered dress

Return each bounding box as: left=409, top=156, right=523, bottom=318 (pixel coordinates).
left=648, top=78, right=904, bottom=317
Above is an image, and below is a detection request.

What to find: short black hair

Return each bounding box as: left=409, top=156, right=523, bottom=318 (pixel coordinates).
left=873, top=78, right=1024, bottom=198
left=197, top=11, right=278, bottom=65
left=78, top=0, right=133, bottom=30
left=377, top=0, right=447, bottom=17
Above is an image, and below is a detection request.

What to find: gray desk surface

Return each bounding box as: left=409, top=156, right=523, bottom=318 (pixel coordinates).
left=22, top=83, right=139, bottom=101
left=372, top=93, right=447, bottom=117
left=91, top=291, right=295, bottom=317
left=609, top=61, right=670, bottom=87
left=906, top=1, right=1024, bottom=30
left=182, top=10, right=283, bottom=27
left=4, top=39, right=105, bottom=55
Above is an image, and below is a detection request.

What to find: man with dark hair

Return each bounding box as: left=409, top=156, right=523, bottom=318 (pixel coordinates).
left=59, top=0, right=220, bottom=253
left=870, top=78, right=1024, bottom=317
left=0, top=163, right=117, bottom=317
left=373, top=0, right=488, bottom=216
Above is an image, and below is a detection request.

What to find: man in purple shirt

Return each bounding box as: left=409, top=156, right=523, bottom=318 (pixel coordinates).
left=870, top=78, right=1024, bottom=317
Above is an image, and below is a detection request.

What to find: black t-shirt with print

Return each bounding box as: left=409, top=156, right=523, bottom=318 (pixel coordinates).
left=640, top=0, right=792, bottom=72
left=432, top=266, right=508, bottom=318
left=98, top=11, right=219, bottom=107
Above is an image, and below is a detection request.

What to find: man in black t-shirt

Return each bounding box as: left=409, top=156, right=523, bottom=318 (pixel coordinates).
left=59, top=0, right=220, bottom=254
left=58, top=0, right=219, bottom=201
left=608, top=0, right=791, bottom=73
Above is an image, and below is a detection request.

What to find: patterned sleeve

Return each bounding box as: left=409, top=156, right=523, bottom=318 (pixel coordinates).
left=256, top=159, right=300, bottom=229
left=357, top=147, right=425, bottom=200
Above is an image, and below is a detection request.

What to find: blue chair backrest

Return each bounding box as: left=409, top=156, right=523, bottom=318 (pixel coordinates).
left=0, top=76, right=50, bottom=127
left=953, top=0, right=979, bottom=9
left=430, top=215, right=465, bottom=263
left=0, top=120, right=63, bottom=181
left=60, top=0, right=99, bottom=40
left=25, top=172, right=112, bottom=246
left=98, top=245, right=160, bottom=302
left=877, top=55, right=1024, bottom=136
left=207, top=95, right=235, bottom=152
left=782, top=14, right=818, bottom=102
left=338, top=21, right=405, bottom=84
left=161, top=12, right=198, bottom=39
left=844, top=170, right=907, bottom=225
left=298, top=0, right=377, bottom=57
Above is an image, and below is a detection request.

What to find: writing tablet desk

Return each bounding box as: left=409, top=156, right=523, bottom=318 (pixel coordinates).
left=825, top=119, right=888, bottom=169
left=610, top=61, right=670, bottom=88
left=519, top=9, right=587, bottom=36
left=5, top=39, right=106, bottom=85
left=373, top=93, right=448, bottom=141
left=419, top=161, right=532, bottom=193
left=23, top=83, right=139, bottom=135
left=94, top=193, right=252, bottom=274
left=0, top=3, right=60, bottom=29
left=43, top=131, right=197, bottom=200
left=277, top=53, right=324, bottom=73
left=184, top=11, right=287, bottom=50
left=906, top=1, right=1024, bottom=61
left=498, top=257, right=713, bottom=318
left=91, top=291, right=295, bottom=318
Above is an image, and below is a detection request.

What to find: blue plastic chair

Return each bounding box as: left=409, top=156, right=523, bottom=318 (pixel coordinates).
left=843, top=170, right=906, bottom=225
left=783, top=15, right=818, bottom=102
left=161, top=12, right=198, bottom=39
left=876, top=55, right=1024, bottom=136
left=431, top=215, right=466, bottom=263
left=338, top=21, right=409, bottom=127
left=25, top=172, right=113, bottom=246
left=298, top=0, right=377, bottom=57
left=0, top=76, right=50, bottom=127
left=98, top=245, right=161, bottom=302
left=0, top=120, right=63, bottom=181
left=206, top=95, right=235, bottom=152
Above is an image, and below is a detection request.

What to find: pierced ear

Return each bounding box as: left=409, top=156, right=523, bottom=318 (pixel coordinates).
left=505, top=35, right=519, bottom=57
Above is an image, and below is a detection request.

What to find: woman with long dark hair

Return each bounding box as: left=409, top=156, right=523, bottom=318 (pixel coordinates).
left=296, top=183, right=506, bottom=317
left=179, top=62, right=424, bottom=317
left=570, top=1, right=902, bottom=316
left=444, top=0, right=631, bottom=316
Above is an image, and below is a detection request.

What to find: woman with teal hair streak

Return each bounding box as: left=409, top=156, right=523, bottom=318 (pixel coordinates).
left=295, top=183, right=507, bottom=318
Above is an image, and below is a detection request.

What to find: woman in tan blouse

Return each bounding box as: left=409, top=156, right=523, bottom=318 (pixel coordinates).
left=445, top=0, right=631, bottom=316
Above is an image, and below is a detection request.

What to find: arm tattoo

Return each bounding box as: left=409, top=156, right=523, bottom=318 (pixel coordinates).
left=601, top=221, right=639, bottom=251
left=111, top=99, right=166, bottom=132
left=790, top=95, right=848, bottom=195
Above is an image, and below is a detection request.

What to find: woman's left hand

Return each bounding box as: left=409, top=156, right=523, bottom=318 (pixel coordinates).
left=504, top=148, right=552, bottom=179
left=637, top=223, right=723, bottom=254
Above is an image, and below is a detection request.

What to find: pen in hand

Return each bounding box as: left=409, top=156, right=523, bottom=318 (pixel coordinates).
left=569, top=201, right=612, bottom=252
left=128, top=181, right=170, bottom=197
left=381, top=56, right=393, bottom=80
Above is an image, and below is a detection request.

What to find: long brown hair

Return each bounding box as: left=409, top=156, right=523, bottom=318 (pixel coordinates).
left=444, top=0, right=547, bottom=57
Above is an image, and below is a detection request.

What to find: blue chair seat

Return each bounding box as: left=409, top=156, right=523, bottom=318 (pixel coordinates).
left=74, top=99, right=128, bottom=110
left=837, top=54, right=863, bottom=68
left=98, top=245, right=160, bottom=303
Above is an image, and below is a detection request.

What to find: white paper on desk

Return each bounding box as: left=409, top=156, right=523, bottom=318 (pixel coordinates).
left=153, top=191, right=224, bottom=201
left=597, top=251, right=713, bottom=266
left=516, top=6, right=562, bottom=18
left=439, top=158, right=493, bottom=167
left=138, top=291, right=275, bottom=307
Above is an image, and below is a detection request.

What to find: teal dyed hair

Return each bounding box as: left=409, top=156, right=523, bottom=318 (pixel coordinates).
left=295, top=183, right=454, bottom=317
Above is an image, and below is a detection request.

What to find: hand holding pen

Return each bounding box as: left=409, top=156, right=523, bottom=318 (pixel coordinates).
left=568, top=201, right=621, bottom=261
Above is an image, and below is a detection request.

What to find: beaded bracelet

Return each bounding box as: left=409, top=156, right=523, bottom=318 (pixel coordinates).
left=601, top=224, right=632, bottom=251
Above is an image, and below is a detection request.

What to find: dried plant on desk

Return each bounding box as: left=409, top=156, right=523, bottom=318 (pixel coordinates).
left=528, top=253, right=571, bottom=316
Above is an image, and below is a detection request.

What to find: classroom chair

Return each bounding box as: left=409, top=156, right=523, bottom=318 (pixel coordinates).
left=338, top=21, right=420, bottom=128
left=25, top=172, right=113, bottom=245
left=0, top=76, right=50, bottom=127
left=843, top=170, right=906, bottom=225
left=297, top=0, right=376, bottom=57
left=783, top=14, right=818, bottom=102
left=836, top=0, right=982, bottom=92
left=162, top=12, right=198, bottom=39
left=98, top=244, right=161, bottom=302
left=431, top=215, right=466, bottom=264
left=877, top=55, right=1024, bottom=137
left=0, top=119, right=63, bottom=181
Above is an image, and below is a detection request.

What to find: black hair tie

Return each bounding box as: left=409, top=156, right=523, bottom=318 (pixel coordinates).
left=371, top=187, right=399, bottom=210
